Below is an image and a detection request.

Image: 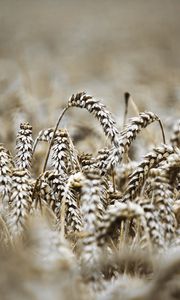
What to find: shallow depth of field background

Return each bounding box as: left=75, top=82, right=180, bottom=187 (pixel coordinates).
left=0, top=0, right=179, bottom=148
left=0, top=2, right=180, bottom=299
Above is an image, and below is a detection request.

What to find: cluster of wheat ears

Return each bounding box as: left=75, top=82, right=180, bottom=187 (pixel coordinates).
left=0, top=91, right=180, bottom=299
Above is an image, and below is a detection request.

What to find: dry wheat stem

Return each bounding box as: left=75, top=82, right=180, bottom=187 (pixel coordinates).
left=123, top=92, right=130, bottom=128
left=43, top=106, right=69, bottom=172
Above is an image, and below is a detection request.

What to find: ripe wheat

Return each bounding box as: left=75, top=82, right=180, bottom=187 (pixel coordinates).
left=0, top=92, right=179, bottom=300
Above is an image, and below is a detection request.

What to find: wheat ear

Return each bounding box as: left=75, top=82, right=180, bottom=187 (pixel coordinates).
left=97, top=111, right=165, bottom=171
left=7, top=169, right=32, bottom=237
left=122, top=144, right=177, bottom=202
left=97, top=201, right=146, bottom=246
left=0, top=144, right=13, bottom=207
left=68, top=92, right=120, bottom=147
left=45, top=171, right=83, bottom=234
left=137, top=197, right=165, bottom=249
left=15, top=122, right=33, bottom=171
left=148, top=153, right=180, bottom=242
left=51, top=129, right=80, bottom=175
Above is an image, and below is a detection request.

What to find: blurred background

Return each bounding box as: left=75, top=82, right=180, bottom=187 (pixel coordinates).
left=0, top=0, right=179, bottom=151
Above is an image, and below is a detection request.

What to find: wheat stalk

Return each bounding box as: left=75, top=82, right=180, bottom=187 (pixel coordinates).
left=33, top=127, right=62, bottom=153
left=170, top=119, right=180, bottom=148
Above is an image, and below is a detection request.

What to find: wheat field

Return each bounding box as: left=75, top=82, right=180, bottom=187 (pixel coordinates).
left=0, top=0, right=180, bottom=299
